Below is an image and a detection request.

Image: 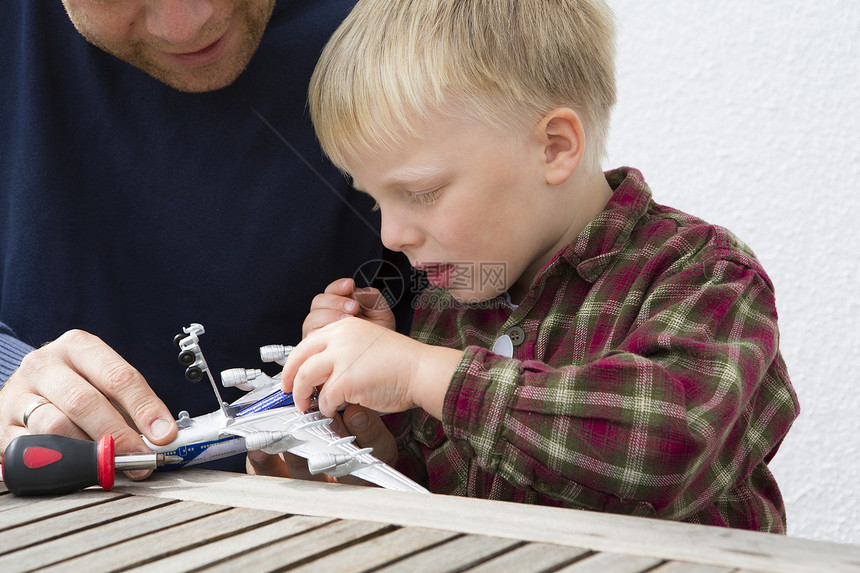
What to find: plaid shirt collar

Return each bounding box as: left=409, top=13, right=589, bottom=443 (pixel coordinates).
left=558, top=167, right=651, bottom=283
left=535, top=166, right=652, bottom=286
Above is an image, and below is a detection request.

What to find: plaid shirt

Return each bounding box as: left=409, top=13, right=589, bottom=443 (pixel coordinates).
left=386, top=167, right=798, bottom=532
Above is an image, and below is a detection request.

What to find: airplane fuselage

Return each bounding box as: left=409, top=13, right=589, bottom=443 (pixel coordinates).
left=142, top=410, right=247, bottom=468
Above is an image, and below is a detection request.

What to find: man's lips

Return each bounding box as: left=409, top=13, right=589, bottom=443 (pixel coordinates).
left=162, top=27, right=230, bottom=67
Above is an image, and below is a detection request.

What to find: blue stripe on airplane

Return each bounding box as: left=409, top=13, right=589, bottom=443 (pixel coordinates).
left=236, top=390, right=295, bottom=417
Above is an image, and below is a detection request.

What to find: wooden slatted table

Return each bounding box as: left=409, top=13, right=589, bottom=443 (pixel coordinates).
left=2, top=469, right=858, bottom=572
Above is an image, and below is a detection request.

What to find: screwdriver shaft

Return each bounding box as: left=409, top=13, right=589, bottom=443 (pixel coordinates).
left=114, top=452, right=183, bottom=471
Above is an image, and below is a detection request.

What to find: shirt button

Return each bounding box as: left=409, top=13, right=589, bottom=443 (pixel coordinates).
left=422, top=419, right=437, bottom=441
left=505, top=326, right=526, bottom=346
left=458, top=440, right=475, bottom=458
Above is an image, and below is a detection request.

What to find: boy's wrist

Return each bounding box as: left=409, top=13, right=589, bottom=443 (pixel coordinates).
left=410, top=343, right=463, bottom=420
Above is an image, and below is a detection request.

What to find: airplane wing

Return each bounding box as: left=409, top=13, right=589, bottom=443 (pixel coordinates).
left=220, top=405, right=429, bottom=493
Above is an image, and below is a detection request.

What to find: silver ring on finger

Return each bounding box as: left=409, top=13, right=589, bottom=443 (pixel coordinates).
left=22, top=398, right=50, bottom=429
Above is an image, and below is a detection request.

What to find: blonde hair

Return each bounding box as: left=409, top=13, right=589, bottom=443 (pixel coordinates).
left=309, top=0, right=616, bottom=174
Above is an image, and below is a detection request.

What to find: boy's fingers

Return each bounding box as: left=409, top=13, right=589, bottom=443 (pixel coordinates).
left=303, top=281, right=359, bottom=338
left=283, top=344, right=334, bottom=412
left=309, top=293, right=359, bottom=314
left=324, top=277, right=355, bottom=295
left=303, top=308, right=355, bottom=338
left=280, top=336, right=324, bottom=391
left=317, top=383, right=347, bottom=419
left=296, top=354, right=338, bottom=415
left=353, top=287, right=390, bottom=313
left=350, top=288, right=396, bottom=330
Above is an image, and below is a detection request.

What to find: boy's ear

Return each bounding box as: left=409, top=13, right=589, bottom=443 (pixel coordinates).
left=538, top=108, right=585, bottom=186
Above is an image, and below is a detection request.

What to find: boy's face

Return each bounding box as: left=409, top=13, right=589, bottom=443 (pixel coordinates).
left=347, top=114, right=581, bottom=304
left=60, top=0, right=276, bottom=93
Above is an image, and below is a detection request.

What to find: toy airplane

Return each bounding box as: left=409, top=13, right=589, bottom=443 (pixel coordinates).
left=142, top=323, right=429, bottom=493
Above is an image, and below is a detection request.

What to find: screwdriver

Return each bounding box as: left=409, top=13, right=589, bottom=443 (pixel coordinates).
left=0, top=434, right=181, bottom=496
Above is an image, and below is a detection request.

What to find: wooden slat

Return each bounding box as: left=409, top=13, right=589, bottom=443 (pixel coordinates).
left=554, top=552, right=664, bottom=572
left=125, top=514, right=334, bottom=573
left=0, top=491, right=40, bottom=513
left=373, top=534, right=522, bottom=573
left=37, top=506, right=285, bottom=573
left=0, top=490, right=125, bottom=532
left=0, top=500, right=227, bottom=571
left=114, top=470, right=860, bottom=573
left=0, top=495, right=171, bottom=555
left=465, top=542, right=592, bottom=572
left=289, top=526, right=461, bottom=573
left=201, top=518, right=392, bottom=572
left=651, top=561, right=736, bottom=573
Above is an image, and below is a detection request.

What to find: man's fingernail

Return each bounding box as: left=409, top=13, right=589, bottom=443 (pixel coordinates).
left=349, top=411, right=369, bottom=430
left=150, top=418, right=172, bottom=441
left=345, top=300, right=358, bottom=312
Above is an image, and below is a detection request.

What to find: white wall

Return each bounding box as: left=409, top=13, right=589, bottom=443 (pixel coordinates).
left=604, top=0, right=860, bottom=544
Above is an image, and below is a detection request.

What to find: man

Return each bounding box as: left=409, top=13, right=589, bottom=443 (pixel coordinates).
left=0, top=0, right=399, bottom=476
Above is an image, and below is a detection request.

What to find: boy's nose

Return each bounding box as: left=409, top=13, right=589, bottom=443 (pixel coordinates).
left=145, top=0, right=216, bottom=46
left=380, top=213, right=421, bottom=253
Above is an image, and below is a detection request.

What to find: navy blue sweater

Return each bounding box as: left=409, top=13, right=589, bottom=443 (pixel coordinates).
left=0, top=1, right=404, bottom=469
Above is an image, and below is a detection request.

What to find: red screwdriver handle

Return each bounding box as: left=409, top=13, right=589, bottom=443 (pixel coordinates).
left=2, top=434, right=115, bottom=495
left=98, top=434, right=115, bottom=490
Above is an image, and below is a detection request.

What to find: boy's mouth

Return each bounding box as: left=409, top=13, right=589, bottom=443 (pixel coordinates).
left=416, top=263, right=454, bottom=288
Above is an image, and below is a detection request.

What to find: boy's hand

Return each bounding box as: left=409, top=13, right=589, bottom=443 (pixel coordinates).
left=283, top=317, right=462, bottom=420
left=303, top=278, right=395, bottom=338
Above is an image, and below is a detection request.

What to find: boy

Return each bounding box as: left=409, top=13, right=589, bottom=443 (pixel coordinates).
left=280, top=0, right=799, bottom=532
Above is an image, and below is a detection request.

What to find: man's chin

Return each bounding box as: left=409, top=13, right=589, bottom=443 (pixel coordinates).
left=151, top=67, right=245, bottom=93
left=132, top=59, right=246, bottom=93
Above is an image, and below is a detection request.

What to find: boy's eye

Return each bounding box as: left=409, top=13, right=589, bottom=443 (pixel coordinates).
left=408, top=188, right=443, bottom=207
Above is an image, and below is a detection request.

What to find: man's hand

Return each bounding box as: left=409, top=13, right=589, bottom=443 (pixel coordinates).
left=246, top=404, right=397, bottom=486
left=283, top=317, right=462, bottom=420
left=302, top=278, right=395, bottom=338
left=0, top=329, right=177, bottom=479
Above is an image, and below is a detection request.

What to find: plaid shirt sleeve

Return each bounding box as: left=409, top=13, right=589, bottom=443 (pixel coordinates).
left=400, top=168, right=799, bottom=532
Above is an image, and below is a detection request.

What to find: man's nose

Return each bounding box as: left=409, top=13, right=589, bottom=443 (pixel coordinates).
left=145, top=0, right=216, bottom=46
